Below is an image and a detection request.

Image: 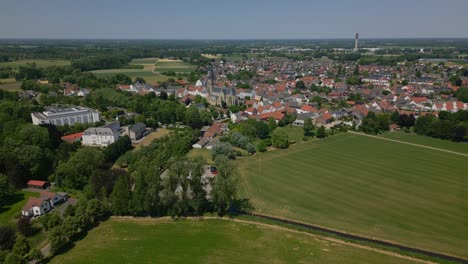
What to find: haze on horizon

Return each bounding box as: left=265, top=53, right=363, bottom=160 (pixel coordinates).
left=0, top=0, right=467, bottom=39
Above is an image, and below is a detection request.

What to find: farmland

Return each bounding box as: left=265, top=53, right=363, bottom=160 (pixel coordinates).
left=0, top=59, right=71, bottom=68
left=0, top=78, right=21, bottom=91
left=237, top=132, right=468, bottom=258
left=91, top=58, right=176, bottom=83
left=154, top=59, right=196, bottom=73
left=50, top=218, right=420, bottom=264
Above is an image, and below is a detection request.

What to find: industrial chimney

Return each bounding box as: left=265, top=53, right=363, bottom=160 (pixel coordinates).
left=354, top=33, right=359, bottom=52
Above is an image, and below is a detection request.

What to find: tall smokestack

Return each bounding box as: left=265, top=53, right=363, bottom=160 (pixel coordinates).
left=354, top=33, right=359, bottom=51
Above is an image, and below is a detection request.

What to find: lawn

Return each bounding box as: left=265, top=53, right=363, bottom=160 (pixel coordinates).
left=380, top=131, right=468, bottom=154
left=274, top=125, right=309, bottom=143
left=0, top=190, right=39, bottom=225
left=187, top=148, right=214, bottom=164
left=133, top=128, right=171, bottom=150
left=0, top=59, right=70, bottom=68
left=154, top=59, right=196, bottom=73
left=50, top=218, right=419, bottom=264
left=236, top=132, right=468, bottom=258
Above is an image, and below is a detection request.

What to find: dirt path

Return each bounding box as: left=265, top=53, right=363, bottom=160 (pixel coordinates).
left=348, top=131, right=468, bottom=157
left=111, top=216, right=436, bottom=264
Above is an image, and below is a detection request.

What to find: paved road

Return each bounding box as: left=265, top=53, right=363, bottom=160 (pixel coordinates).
left=348, top=131, right=468, bottom=157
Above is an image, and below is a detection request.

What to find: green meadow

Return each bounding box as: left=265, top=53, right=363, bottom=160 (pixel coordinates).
left=237, top=132, right=468, bottom=258
left=50, top=218, right=420, bottom=264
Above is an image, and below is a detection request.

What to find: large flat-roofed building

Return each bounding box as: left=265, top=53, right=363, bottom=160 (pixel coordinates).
left=31, top=106, right=100, bottom=126
left=82, top=122, right=120, bottom=147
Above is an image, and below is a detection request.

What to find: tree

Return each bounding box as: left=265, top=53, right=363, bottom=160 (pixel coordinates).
left=16, top=218, right=32, bottom=237
left=316, top=126, right=327, bottom=138
left=256, top=141, right=267, bottom=152
left=27, top=248, right=43, bottom=262
left=303, top=119, right=315, bottom=136
left=39, top=212, right=62, bottom=231
left=135, top=77, right=146, bottom=83
left=457, top=87, right=468, bottom=103
left=110, top=174, right=132, bottom=215
left=54, top=148, right=104, bottom=189
left=0, top=174, right=14, bottom=207
left=414, top=114, right=436, bottom=135
left=0, top=226, right=16, bottom=250
left=295, top=80, right=306, bottom=90
left=271, top=129, right=289, bottom=149
left=12, top=236, right=29, bottom=257
left=390, top=110, right=400, bottom=124
left=211, top=160, right=238, bottom=215
left=3, top=253, right=25, bottom=264
left=102, top=136, right=132, bottom=163
left=267, top=117, right=277, bottom=132
left=211, top=142, right=236, bottom=161
left=49, top=227, right=67, bottom=255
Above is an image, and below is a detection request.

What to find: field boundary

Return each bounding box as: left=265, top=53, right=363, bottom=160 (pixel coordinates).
left=348, top=131, right=468, bottom=157
left=247, top=213, right=468, bottom=264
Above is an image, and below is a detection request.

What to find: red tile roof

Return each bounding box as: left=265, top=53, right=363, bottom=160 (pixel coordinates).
left=27, top=180, right=49, bottom=187
left=22, top=197, right=47, bottom=212
left=61, top=132, right=83, bottom=143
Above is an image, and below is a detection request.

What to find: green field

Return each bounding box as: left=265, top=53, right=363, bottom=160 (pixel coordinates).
left=154, top=59, right=196, bottom=73
left=0, top=59, right=70, bottom=68
left=50, top=218, right=419, bottom=264
left=275, top=125, right=309, bottom=143
left=91, top=58, right=175, bottom=83
left=237, top=132, right=468, bottom=258
left=0, top=190, right=39, bottom=225
left=0, top=78, right=22, bottom=91
left=380, top=131, right=468, bottom=154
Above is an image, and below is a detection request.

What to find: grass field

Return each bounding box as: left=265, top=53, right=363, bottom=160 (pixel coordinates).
left=0, top=59, right=70, bottom=68
left=274, top=125, right=309, bottom=143
left=50, top=218, right=420, bottom=264
left=154, top=59, right=196, bottom=73
left=237, top=132, right=468, bottom=258
left=380, top=131, right=468, bottom=154
left=0, top=190, right=39, bottom=225
left=187, top=148, right=214, bottom=164
left=0, top=78, right=22, bottom=91
left=91, top=58, right=174, bottom=83
left=133, top=128, right=171, bottom=150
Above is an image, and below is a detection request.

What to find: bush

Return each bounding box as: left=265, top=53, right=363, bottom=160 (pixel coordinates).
left=256, top=141, right=267, bottom=152
left=0, top=226, right=16, bottom=250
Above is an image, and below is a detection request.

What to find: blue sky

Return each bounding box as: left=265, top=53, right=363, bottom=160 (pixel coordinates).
left=0, top=0, right=467, bottom=39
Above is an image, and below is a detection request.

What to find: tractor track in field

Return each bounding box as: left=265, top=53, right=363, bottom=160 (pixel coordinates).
left=348, top=131, right=468, bottom=157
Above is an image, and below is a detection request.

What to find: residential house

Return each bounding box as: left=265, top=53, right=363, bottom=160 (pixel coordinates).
left=126, top=122, right=149, bottom=142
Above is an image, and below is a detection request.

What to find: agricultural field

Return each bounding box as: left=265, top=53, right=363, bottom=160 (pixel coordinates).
left=91, top=58, right=174, bottom=83
left=237, top=132, right=468, bottom=258
left=380, top=131, right=468, bottom=154
left=50, top=218, right=420, bottom=264
left=0, top=59, right=70, bottom=68
left=0, top=78, right=22, bottom=91
left=154, top=59, right=196, bottom=73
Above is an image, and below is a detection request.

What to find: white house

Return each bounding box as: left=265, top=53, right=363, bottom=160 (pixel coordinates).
left=21, top=191, right=68, bottom=217
left=82, top=122, right=120, bottom=147
left=22, top=197, right=52, bottom=217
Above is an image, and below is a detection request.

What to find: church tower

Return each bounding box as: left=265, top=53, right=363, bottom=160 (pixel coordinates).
left=207, top=61, right=216, bottom=94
